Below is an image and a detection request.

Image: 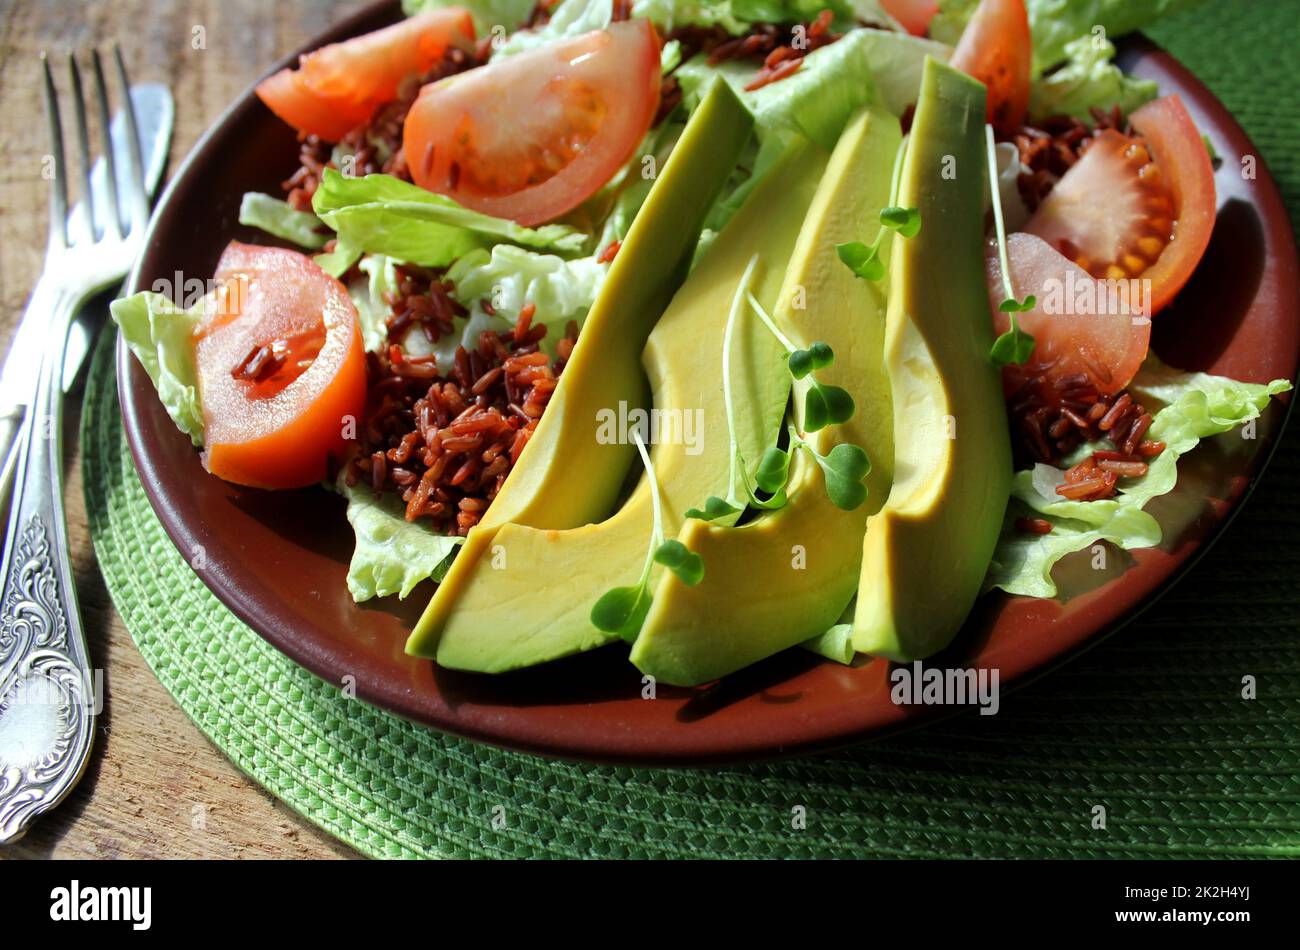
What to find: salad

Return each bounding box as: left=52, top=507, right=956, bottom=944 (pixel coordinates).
left=113, top=0, right=1290, bottom=686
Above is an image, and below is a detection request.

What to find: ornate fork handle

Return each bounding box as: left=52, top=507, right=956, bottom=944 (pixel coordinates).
left=0, top=282, right=97, bottom=843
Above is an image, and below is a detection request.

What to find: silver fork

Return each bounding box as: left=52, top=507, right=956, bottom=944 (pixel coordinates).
left=0, top=49, right=148, bottom=843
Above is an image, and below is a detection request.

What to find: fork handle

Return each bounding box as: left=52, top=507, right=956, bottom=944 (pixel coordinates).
left=0, top=286, right=96, bottom=844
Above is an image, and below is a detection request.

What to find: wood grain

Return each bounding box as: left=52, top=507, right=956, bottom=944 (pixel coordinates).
left=0, top=0, right=366, bottom=860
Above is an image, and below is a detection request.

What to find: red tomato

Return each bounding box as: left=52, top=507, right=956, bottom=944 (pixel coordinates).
left=1025, top=94, right=1216, bottom=316
left=403, top=19, right=661, bottom=227
left=196, top=243, right=367, bottom=489
left=256, top=8, right=476, bottom=142
left=1127, top=94, right=1217, bottom=314
left=987, top=233, right=1152, bottom=395
left=950, top=0, right=1031, bottom=132
left=879, top=0, right=938, bottom=36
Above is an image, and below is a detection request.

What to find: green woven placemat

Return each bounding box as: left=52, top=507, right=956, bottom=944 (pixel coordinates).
left=83, top=0, right=1300, bottom=859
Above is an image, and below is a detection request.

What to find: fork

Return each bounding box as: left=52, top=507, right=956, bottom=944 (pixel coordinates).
left=0, top=49, right=148, bottom=843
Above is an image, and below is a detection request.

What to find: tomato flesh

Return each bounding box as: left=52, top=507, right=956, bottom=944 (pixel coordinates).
left=256, top=8, right=476, bottom=142
left=1024, top=94, right=1216, bottom=317
left=1026, top=130, right=1173, bottom=280
left=1127, top=94, right=1217, bottom=314
left=950, top=0, right=1031, bottom=132
left=196, top=243, right=366, bottom=489
left=988, top=233, right=1151, bottom=395
left=879, top=0, right=939, bottom=36
left=403, top=19, right=661, bottom=226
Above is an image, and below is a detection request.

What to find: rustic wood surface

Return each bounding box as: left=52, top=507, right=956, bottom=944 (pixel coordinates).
left=0, top=0, right=366, bottom=860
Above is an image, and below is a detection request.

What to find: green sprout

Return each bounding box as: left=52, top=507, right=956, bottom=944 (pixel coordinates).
left=753, top=429, right=872, bottom=513
left=590, top=429, right=702, bottom=641
left=836, top=136, right=921, bottom=281
left=686, top=257, right=872, bottom=522
left=986, top=123, right=1037, bottom=367
left=746, top=290, right=854, bottom=433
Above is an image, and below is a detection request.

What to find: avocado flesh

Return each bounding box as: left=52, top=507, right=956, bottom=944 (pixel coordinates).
left=630, top=105, right=899, bottom=687
left=432, top=142, right=829, bottom=672
left=852, top=59, right=1012, bottom=660
left=406, top=80, right=755, bottom=659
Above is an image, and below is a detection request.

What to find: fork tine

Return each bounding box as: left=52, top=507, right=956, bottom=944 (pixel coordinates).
left=90, top=48, right=122, bottom=238
left=112, top=46, right=149, bottom=233
left=66, top=52, right=96, bottom=241
left=40, top=53, right=68, bottom=250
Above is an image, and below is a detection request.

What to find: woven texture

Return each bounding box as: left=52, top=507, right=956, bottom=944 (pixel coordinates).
left=83, top=0, right=1300, bottom=859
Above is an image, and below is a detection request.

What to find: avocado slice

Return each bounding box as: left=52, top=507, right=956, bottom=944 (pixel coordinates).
left=630, top=105, right=900, bottom=687
left=405, top=80, right=757, bottom=660
left=852, top=59, right=1012, bottom=660
left=429, top=141, right=829, bottom=672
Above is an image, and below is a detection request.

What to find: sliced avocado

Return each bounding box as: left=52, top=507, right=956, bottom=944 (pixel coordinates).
left=406, top=80, right=755, bottom=659
left=432, top=142, right=829, bottom=672
left=630, top=105, right=900, bottom=687
left=852, top=59, right=1012, bottom=660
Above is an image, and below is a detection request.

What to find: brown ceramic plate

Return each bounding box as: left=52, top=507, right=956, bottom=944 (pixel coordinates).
left=118, top=2, right=1299, bottom=765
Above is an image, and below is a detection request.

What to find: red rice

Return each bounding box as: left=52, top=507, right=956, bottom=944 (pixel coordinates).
left=346, top=266, right=575, bottom=534
left=282, top=44, right=484, bottom=210
left=1007, top=372, right=1165, bottom=502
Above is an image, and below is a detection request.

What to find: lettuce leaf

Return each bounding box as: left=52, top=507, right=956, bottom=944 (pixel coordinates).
left=339, top=478, right=463, bottom=601
left=986, top=358, right=1291, bottom=598
left=238, top=192, right=329, bottom=250
left=408, top=244, right=608, bottom=365
left=676, top=27, right=948, bottom=144
left=310, top=170, right=589, bottom=275
left=492, top=0, right=896, bottom=59
left=401, top=0, right=536, bottom=34
left=674, top=28, right=945, bottom=240
left=802, top=623, right=856, bottom=664
left=1028, top=36, right=1157, bottom=121
left=349, top=254, right=401, bottom=354
left=932, top=0, right=1203, bottom=74
left=595, top=121, right=685, bottom=248
left=109, top=292, right=206, bottom=446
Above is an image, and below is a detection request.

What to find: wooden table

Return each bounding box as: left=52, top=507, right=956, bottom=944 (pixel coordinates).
left=0, top=0, right=364, bottom=859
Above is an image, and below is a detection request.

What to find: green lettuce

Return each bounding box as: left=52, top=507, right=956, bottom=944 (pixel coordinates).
left=492, top=0, right=897, bottom=59
left=1029, top=36, right=1157, bottom=120
left=339, top=478, right=463, bottom=601
left=310, top=170, right=589, bottom=276
left=932, top=0, right=1203, bottom=73
left=802, top=597, right=857, bottom=664
left=349, top=254, right=401, bottom=354
left=399, top=244, right=608, bottom=365
left=675, top=28, right=945, bottom=239
left=238, top=193, right=329, bottom=250
left=401, top=0, right=536, bottom=33
left=596, top=121, right=685, bottom=248
left=987, top=358, right=1291, bottom=599
left=676, top=27, right=948, bottom=144
left=109, top=292, right=206, bottom=446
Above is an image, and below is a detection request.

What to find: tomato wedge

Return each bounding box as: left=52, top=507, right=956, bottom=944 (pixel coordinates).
left=256, top=8, right=476, bottom=142
left=1025, top=130, right=1172, bottom=280
left=1126, top=95, right=1217, bottom=314
left=950, top=0, right=1031, bottom=132
left=879, top=0, right=939, bottom=36
left=988, top=233, right=1152, bottom=395
left=403, top=19, right=661, bottom=227
left=196, top=243, right=366, bottom=489
left=1025, top=94, right=1216, bottom=316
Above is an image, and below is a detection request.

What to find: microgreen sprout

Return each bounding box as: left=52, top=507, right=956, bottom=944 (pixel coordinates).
left=836, top=136, right=920, bottom=281
left=747, top=290, right=854, bottom=433
left=986, top=123, right=1037, bottom=367
left=685, top=254, right=868, bottom=523
left=686, top=256, right=780, bottom=522
left=591, top=429, right=702, bottom=641
left=749, top=429, right=872, bottom=512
